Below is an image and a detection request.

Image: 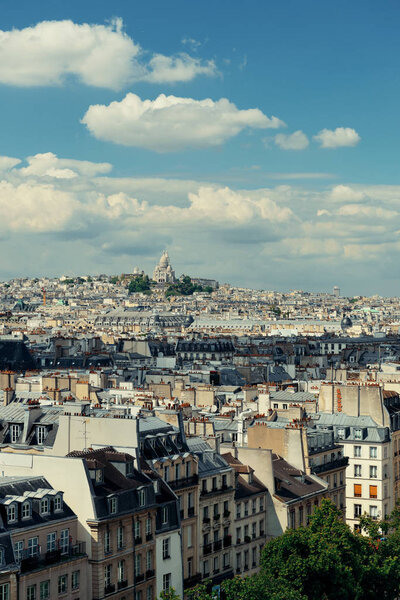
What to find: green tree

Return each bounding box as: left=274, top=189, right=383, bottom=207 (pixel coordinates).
left=128, top=274, right=151, bottom=294
left=110, top=276, right=119, bottom=284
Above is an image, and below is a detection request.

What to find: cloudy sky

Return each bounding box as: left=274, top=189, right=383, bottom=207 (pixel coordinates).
left=0, top=0, right=399, bottom=295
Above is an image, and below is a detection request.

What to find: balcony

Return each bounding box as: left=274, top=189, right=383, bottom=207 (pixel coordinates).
left=135, top=573, right=145, bottom=583
left=223, top=510, right=230, bottom=518
left=214, top=540, right=222, bottom=551
left=244, top=536, right=251, bottom=544
left=184, top=573, right=202, bottom=588
left=214, top=514, right=220, bottom=521
left=146, top=569, right=155, bottom=579
left=188, top=507, right=195, bottom=517
left=203, top=517, right=210, bottom=524
left=169, top=475, right=199, bottom=490
left=146, top=533, right=153, bottom=542
left=312, top=456, right=349, bottom=475
left=201, top=485, right=233, bottom=498
left=223, top=535, right=232, bottom=548
left=20, top=542, right=86, bottom=574
left=204, top=543, right=212, bottom=556
left=105, top=583, right=116, bottom=595
left=117, top=580, right=128, bottom=590
left=134, top=536, right=142, bottom=545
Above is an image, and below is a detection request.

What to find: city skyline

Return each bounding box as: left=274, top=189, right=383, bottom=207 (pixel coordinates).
left=0, top=0, right=399, bottom=295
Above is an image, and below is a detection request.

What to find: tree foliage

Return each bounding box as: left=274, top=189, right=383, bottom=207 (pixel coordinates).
left=128, top=275, right=151, bottom=295
left=165, top=275, right=210, bottom=297
left=161, top=501, right=400, bottom=600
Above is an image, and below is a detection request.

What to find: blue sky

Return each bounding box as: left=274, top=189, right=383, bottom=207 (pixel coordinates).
left=0, top=0, right=399, bottom=294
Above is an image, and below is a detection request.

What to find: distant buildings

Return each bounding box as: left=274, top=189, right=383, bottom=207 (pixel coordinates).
left=153, top=251, right=176, bottom=285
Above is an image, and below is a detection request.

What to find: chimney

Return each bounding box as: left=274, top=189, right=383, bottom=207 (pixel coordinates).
left=3, top=388, right=14, bottom=406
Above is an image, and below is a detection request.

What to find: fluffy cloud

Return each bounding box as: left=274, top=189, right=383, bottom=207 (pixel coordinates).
left=0, top=156, right=21, bottom=171
left=19, top=152, right=112, bottom=179
left=0, top=19, right=217, bottom=89
left=313, top=127, right=361, bottom=148
left=274, top=130, right=309, bottom=150
left=81, top=93, right=285, bottom=151
left=329, top=185, right=366, bottom=203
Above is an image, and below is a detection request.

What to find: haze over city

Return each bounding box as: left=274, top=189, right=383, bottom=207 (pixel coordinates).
left=0, top=0, right=398, bottom=294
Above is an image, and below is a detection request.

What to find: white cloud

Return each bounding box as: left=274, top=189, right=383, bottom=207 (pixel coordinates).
left=313, top=127, right=361, bottom=148
left=0, top=181, right=78, bottom=232
left=0, top=19, right=217, bottom=89
left=330, top=185, right=365, bottom=203
left=145, top=53, right=216, bottom=82
left=317, top=209, right=331, bottom=217
left=81, top=93, right=285, bottom=152
left=338, top=204, right=397, bottom=220
left=274, top=130, right=309, bottom=150
left=0, top=156, right=21, bottom=171
left=19, top=152, right=112, bottom=178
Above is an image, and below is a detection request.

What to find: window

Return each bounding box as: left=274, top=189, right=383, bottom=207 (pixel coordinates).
left=138, top=489, right=145, bottom=507
left=147, top=586, right=153, bottom=600
left=117, top=526, right=124, bottom=549
left=354, top=429, right=362, bottom=440
left=213, top=556, right=219, bottom=573
left=289, top=511, right=295, bottom=529
left=212, top=477, right=217, bottom=490
left=337, top=428, right=345, bottom=439
left=36, top=425, right=46, bottom=445
left=203, top=560, right=209, bottom=577
left=252, top=500, right=256, bottom=514
left=164, top=466, right=169, bottom=482
left=162, top=537, right=170, bottom=559
left=369, top=506, right=378, bottom=519
left=60, top=529, right=69, bottom=554
left=354, top=465, right=362, bottom=478
left=40, top=498, right=49, bottom=515
left=47, top=532, right=56, bottom=552
left=244, top=502, right=249, bottom=517
left=54, top=496, right=62, bottom=512
left=118, top=560, right=125, bottom=582
left=175, top=464, right=180, bottom=481
left=370, top=485, right=378, bottom=499
left=135, top=554, right=141, bottom=575
left=135, top=592, right=142, bottom=600
left=146, top=549, right=152, bottom=571
left=370, top=466, right=377, bottom=479
left=222, top=474, right=227, bottom=488
left=236, top=552, right=241, bottom=570
left=213, top=503, right=219, bottom=517
left=259, top=497, right=264, bottom=512
left=298, top=506, right=303, bottom=526
left=39, top=581, right=50, bottom=600
left=104, top=530, right=111, bottom=554
left=252, top=522, right=257, bottom=538
left=14, top=540, right=23, bottom=562
left=134, top=520, right=141, bottom=540
left=22, top=501, right=31, bottom=519
left=71, top=571, right=80, bottom=590
left=28, top=537, right=38, bottom=557
left=27, top=585, right=36, bottom=600
left=10, top=424, right=20, bottom=443
left=202, top=480, right=207, bottom=493
left=104, top=564, right=112, bottom=587
left=188, top=556, right=193, bottom=578
left=259, top=519, right=265, bottom=535
left=354, top=484, right=362, bottom=498
left=58, top=575, right=67, bottom=595
left=370, top=447, right=377, bottom=459
left=223, top=552, right=229, bottom=568
left=252, top=546, right=257, bottom=566
left=109, top=497, right=117, bottom=514
left=236, top=527, right=241, bottom=544
left=187, top=525, right=193, bottom=548
left=0, top=584, right=9, bottom=600
left=185, top=461, right=191, bottom=478
left=236, top=503, right=241, bottom=519
left=354, top=446, right=361, bottom=457
left=146, top=517, right=152, bottom=537
left=7, top=504, right=16, bottom=523
left=384, top=446, right=388, bottom=459
left=188, top=491, right=193, bottom=510
left=163, top=573, right=171, bottom=591
left=162, top=506, right=168, bottom=524
left=354, top=504, right=362, bottom=518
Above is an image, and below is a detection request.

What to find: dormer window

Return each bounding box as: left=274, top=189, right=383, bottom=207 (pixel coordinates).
left=36, top=425, right=47, bottom=445
left=22, top=501, right=31, bottom=519
left=109, top=497, right=117, bottom=514
left=10, top=424, right=21, bottom=444
left=95, top=469, right=103, bottom=484
left=138, top=489, right=146, bottom=507
left=354, top=429, right=362, bottom=440
left=0, top=547, right=4, bottom=566
left=40, top=498, right=49, bottom=515
left=7, top=504, right=16, bottom=523
left=248, top=472, right=253, bottom=484
left=54, top=495, right=62, bottom=512
left=126, top=461, right=134, bottom=476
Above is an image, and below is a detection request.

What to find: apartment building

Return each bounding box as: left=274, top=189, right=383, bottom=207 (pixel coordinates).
left=186, top=437, right=234, bottom=587
left=0, top=475, right=88, bottom=600
left=222, top=453, right=267, bottom=577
